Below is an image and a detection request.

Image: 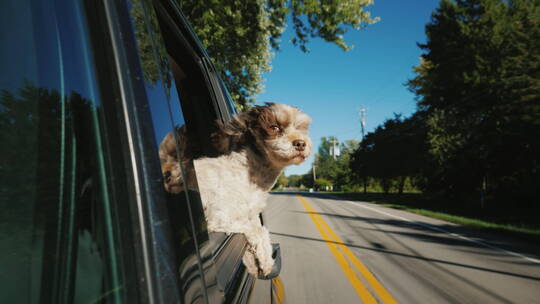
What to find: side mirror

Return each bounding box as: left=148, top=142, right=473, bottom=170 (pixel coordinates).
left=258, top=243, right=281, bottom=280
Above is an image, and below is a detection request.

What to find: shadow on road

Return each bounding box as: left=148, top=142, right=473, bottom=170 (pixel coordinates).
left=270, top=231, right=540, bottom=282
left=270, top=191, right=540, bottom=264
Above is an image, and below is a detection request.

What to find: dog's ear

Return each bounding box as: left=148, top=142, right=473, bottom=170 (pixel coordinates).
left=211, top=111, right=251, bottom=153
left=247, top=104, right=278, bottom=135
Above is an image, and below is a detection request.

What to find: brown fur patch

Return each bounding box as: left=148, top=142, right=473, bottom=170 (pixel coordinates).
left=249, top=103, right=281, bottom=139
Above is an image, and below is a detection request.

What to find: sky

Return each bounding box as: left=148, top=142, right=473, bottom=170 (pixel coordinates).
left=256, top=0, right=441, bottom=176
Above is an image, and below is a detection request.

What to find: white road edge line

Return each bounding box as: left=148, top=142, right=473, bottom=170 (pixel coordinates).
left=344, top=199, right=540, bottom=265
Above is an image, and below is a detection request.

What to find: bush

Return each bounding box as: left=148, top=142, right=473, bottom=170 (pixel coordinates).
left=315, top=178, right=333, bottom=191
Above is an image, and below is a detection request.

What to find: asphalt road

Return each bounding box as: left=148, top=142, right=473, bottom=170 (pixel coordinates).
left=263, top=192, right=540, bottom=304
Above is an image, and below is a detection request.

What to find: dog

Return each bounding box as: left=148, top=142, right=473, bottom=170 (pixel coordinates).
left=159, top=103, right=312, bottom=277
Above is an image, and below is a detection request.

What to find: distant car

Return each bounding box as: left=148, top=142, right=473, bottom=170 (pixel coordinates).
left=0, top=0, right=283, bottom=303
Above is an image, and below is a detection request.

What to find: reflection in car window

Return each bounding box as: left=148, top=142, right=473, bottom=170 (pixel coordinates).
left=0, top=0, right=129, bottom=303
left=126, top=0, right=214, bottom=302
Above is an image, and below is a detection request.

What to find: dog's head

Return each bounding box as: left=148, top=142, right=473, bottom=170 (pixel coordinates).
left=159, top=126, right=190, bottom=194
left=214, top=103, right=312, bottom=167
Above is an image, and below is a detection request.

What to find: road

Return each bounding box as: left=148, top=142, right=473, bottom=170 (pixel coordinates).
left=263, top=192, right=540, bottom=304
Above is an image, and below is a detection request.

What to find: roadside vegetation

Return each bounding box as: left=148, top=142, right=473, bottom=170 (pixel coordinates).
left=331, top=192, right=540, bottom=238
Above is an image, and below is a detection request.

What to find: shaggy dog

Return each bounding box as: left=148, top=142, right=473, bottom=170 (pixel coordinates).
left=159, top=103, right=311, bottom=277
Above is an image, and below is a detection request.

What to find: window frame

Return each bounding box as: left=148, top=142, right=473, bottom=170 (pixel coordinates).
left=97, top=0, right=190, bottom=302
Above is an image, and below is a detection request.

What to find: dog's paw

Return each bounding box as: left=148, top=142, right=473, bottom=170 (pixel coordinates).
left=259, top=262, right=275, bottom=277
left=242, top=249, right=259, bottom=276
left=242, top=246, right=275, bottom=277
left=257, top=253, right=275, bottom=277
left=257, top=244, right=281, bottom=280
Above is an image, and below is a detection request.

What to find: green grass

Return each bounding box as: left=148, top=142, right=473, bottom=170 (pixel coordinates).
left=330, top=192, right=540, bottom=239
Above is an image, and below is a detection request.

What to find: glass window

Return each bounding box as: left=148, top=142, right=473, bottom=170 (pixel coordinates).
left=0, top=0, right=133, bottom=303
left=125, top=0, right=216, bottom=302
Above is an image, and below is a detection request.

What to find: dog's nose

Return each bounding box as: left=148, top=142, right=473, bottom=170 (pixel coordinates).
left=293, top=139, right=306, bottom=151
left=164, top=171, right=172, bottom=183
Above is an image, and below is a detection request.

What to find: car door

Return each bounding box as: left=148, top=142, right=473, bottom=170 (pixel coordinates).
left=1, top=0, right=279, bottom=302
left=0, top=0, right=154, bottom=303
left=0, top=0, right=217, bottom=302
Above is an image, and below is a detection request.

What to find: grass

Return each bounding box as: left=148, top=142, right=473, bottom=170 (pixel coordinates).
left=329, top=192, right=540, bottom=239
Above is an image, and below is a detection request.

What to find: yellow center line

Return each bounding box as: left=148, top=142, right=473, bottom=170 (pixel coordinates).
left=305, top=201, right=398, bottom=304
left=296, top=195, right=398, bottom=304
left=297, top=195, right=376, bottom=303
left=271, top=277, right=285, bottom=304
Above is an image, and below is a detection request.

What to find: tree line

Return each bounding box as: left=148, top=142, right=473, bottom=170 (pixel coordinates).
left=285, top=0, right=540, bottom=209
left=405, top=0, right=539, bottom=206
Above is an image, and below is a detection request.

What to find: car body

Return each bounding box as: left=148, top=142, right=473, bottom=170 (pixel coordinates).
left=0, top=0, right=283, bottom=303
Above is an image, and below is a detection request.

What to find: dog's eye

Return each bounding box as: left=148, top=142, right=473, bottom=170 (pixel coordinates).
left=269, top=125, right=281, bottom=132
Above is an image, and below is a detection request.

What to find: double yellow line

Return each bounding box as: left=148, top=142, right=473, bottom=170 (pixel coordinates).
left=296, top=195, right=398, bottom=304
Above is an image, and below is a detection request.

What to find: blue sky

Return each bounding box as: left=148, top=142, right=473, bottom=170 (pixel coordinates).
left=256, top=0, right=441, bottom=175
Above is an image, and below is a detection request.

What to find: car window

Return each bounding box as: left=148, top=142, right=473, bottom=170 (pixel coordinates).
left=0, top=0, right=136, bottom=303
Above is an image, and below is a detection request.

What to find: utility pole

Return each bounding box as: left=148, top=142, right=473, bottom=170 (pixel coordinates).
left=330, top=137, right=339, bottom=160
left=312, top=160, right=317, bottom=191
left=312, top=154, right=317, bottom=190
left=359, top=107, right=367, bottom=141
left=359, top=107, right=367, bottom=193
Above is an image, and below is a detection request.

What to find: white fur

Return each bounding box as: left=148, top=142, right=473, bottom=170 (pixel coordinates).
left=194, top=149, right=278, bottom=275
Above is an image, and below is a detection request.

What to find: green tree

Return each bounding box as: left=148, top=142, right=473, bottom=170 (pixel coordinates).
left=287, top=174, right=302, bottom=187
left=178, top=0, right=379, bottom=109
left=313, top=137, right=359, bottom=190
left=407, top=0, right=540, bottom=202
left=273, top=172, right=289, bottom=189
left=300, top=171, right=314, bottom=188
left=314, top=178, right=332, bottom=191
left=350, top=113, right=428, bottom=194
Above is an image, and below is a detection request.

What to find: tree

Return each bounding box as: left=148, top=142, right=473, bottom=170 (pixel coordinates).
left=312, top=136, right=359, bottom=190
left=287, top=174, right=303, bottom=187
left=407, top=0, right=540, bottom=202
left=178, top=0, right=379, bottom=109
left=350, top=113, right=429, bottom=194
left=273, top=172, right=289, bottom=189
left=314, top=178, right=332, bottom=191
